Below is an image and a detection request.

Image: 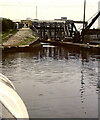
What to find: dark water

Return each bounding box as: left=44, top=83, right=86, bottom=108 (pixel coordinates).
left=2, top=44, right=99, bottom=118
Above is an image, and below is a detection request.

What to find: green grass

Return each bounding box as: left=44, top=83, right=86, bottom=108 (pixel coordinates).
left=1, top=29, right=38, bottom=46
left=2, top=29, right=18, bottom=43
left=16, top=36, right=37, bottom=46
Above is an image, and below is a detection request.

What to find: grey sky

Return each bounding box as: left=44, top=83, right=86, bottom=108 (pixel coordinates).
left=0, top=0, right=99, bottom=27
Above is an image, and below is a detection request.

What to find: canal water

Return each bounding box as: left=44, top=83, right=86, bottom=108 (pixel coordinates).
left=2, top=44, right=99, bottom=118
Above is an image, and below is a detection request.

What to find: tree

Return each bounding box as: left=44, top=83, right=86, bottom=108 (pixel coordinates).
left=2, top=18, right=16, bottom=32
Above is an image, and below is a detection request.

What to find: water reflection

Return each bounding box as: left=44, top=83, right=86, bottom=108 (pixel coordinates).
left=39, top=46, right=67, bottom=60
left=2, top=45, right=99, bottom=118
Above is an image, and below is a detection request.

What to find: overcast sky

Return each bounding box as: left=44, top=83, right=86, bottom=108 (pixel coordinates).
left=0, top=0, right=100, bottom=27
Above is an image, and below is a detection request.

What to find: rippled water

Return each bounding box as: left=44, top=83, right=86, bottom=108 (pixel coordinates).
left=2, top=44, right=99, bottom=118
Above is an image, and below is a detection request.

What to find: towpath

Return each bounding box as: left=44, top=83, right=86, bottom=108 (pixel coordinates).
left=3, top=28, right=35, bottom=46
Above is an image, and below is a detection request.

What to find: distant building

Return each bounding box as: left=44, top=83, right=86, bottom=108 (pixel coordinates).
left=61, top=17, right=67, bottom=20
left=21, top=20, right=32, bottom=28
left=54, top=17, right=67, bottom=21
left=26, top=17, right=32, bottom=20
left=98, top=1, right=100, bottom=28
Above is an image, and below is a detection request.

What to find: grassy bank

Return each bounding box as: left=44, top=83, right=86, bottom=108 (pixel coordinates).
left=2, top=29, right=18, bottom=43
left=2, top=28, right=38, bottom=46
left=16, top=36, right=38, bottom=46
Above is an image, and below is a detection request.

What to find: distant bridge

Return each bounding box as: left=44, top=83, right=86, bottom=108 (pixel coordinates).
left=30, top=19, right=87, bottom=42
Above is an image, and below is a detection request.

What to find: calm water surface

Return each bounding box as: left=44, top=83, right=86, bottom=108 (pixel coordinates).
left=2, top=44, right=99, bottom=118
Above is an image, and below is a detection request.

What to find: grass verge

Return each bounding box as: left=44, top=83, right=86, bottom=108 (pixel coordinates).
left=2, top=29, right=18, bottom=43
left=16, top=36, right=37, bottom=46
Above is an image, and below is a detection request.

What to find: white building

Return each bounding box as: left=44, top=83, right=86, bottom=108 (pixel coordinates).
left=98, top=1, right=100, bottom=28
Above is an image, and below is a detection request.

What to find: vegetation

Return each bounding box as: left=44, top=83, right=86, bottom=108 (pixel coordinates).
left=2, top=18, right=16, bottom=32
left=16, top=36, right=37, bottom=46
left=0, top=18, right=38, bottom=46
left=0, top=18, right=18, bottom=43
left=2, top=29, right=18, bottom=42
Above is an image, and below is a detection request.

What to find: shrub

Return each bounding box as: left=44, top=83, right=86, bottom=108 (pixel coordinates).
left=2, top=18, right=16, bottom=32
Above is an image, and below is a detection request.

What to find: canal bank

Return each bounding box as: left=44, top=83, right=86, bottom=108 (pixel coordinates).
left=2, top=28, right=36, bottom=46
left=2, top=39, right=100, bottom=54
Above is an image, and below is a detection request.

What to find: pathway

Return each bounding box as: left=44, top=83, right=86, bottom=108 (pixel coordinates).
left=3, top=28, right=34, bottom=46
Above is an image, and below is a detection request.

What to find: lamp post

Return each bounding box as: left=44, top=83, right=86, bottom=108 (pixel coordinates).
left=83, top=0, right=86, bottom=29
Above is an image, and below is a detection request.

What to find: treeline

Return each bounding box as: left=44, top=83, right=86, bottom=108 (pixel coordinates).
left=1, top=18, right=17, bottom=32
